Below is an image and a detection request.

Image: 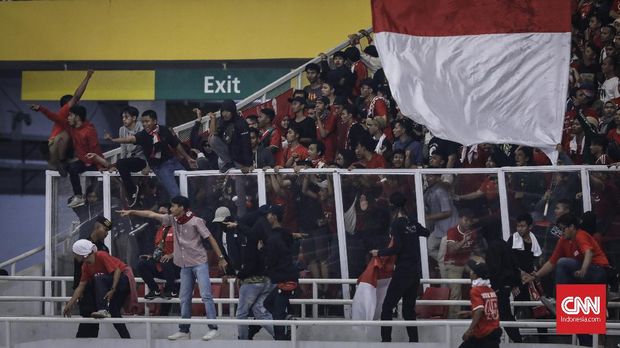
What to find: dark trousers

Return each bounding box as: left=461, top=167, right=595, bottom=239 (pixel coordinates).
left=68, top=160, right=97, bottom=195
left=76, top=276, right=131, bottom=338
left=137, top=258, right=180, bottom=291
left=116, top=157, right=147, bottom=195
left=380, top=268, right=420, bottom=342
left=495, top=286, right=522, bottom=343
left=264, top=287, right=293, bottom=340
left=459, top=328, right=501, bottom=348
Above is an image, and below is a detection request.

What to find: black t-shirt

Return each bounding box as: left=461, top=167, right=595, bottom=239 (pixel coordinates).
left=134, top=125, right=179, bottom=167
left=291, top=117, right=317, bottom=142
left=428, top=136, right=460, bottom=161
left=378, top=216, right=429, bottom=271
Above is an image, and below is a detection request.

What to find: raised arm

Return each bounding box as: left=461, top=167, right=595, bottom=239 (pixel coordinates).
left=67, top=70, right=95, bottom=107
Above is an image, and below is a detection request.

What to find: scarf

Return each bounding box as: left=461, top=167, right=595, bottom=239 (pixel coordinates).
left=511, top=232, right=542, bottom=257
left=148, top=125, right=162, bottom=159
left=472, top=278, right=491, bottom=287
left=367, top=96, right=389, bottom=118
left=374, top=133, right=387, bottom=154
left=174, top=210, right=195, bottom=225
left=460, top=144, right=479, bottom=164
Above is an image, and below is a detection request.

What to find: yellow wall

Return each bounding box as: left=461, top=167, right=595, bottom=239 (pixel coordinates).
left=0, top=0, right=371, bottom=61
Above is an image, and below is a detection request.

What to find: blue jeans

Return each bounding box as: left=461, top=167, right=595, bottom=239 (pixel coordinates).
left=152, top=158, right=184, bottom=199
left=179, top=263, right=217, bottom=332
left=555, top=257, right=606, bottom=284
left=237, top=278, right=275, bottom=339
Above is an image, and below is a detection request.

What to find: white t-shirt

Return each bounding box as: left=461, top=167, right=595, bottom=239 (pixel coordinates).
left=599, top=76, right=620, bottom=102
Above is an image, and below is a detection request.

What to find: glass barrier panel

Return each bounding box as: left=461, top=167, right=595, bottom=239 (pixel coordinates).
left=589, top=170, right=620, bottom=273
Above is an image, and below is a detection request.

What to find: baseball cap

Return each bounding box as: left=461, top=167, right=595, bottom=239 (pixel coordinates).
left=212, top=206, right=232, bottom=223
left=72, top=239, right=97, bottom=257
left=95, top=216, right=112, bottom=231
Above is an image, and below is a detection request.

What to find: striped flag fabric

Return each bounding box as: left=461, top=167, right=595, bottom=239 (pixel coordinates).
left=372, top=0, right=571, bottom=162
left=351, top=255, right=395, bottom=327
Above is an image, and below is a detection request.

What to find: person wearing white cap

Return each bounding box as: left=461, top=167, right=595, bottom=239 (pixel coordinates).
left=63, top=239, right=131, bottom=338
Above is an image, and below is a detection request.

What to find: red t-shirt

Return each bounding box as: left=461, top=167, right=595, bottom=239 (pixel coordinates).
left=40, top=104, right=71, bottom=140
left=478, top=176, right=498, bottom=203
left=361, top=153, right=386, bottom=168
left=549, top=230, right=609, bottom=266
left=351, top=61, right=369, bottom=96
left=284, top=143, right=308, bottom=166
left=317, top=111, right=338, bottom=162
left=154, top=226, right=175, bottom=255
left=608, top=128, right=620, bottom=145
left=80, top=251, right=128, bottom=282
left=470, top=286, right=500, bottom=338
left=445, top=226, right=477, bottom=266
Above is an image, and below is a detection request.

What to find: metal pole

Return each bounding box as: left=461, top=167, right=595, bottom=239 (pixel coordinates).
left=44, top=171, right=53, bottom=316
left=9, top=264, right=15, bottom=276
left=445, top=324, right=451, bottom=348
left=4, top=321, right=11, bottom=348
left=290, top=323, right=297, bottom=348
left=145, top=321, right=152, bottom=348
left=102, top=172, right=112, bottom=251
left=414, top=171, right=430, bottom=290
left=296, top=73, right=302, bottom=90
left=257, top=170, right=267, bottom=206
left=331, top=172, right=351, bottom=318
left=580, top=168, right=592, bottom=212
left=312, top=282, right=318, bottom=319
left=496, top=169, right=511, bottom=241
left=179, top=171, right=188, bottom=197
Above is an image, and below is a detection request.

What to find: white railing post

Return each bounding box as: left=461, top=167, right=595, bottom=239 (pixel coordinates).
left=229, top=279, right=235, bottom=318
left=290, top=323, right=297, bottom=348
left=332, top=172, right=351, bottom=318
left=496, top=168, right=511, bottom=241
left=4, top=321, right=11, bottom=348
left=414, top=171, right=430, bottom=289
left=296, top=73, right=302, bottom=90
left=312, top=282, right=318, bottom=319
left=10, top=264, right=15, bottom=276
left=580, top=168, right=592, bottom=212
left=179, top=171, right=188, bottom=197
left=44, top=171, right=53, bottom=316
left=102, top=172, right=112, bottom=252
left=445, top=324, right=451, bottom=348
left=257, top=170, right=267, bottom=206
left=145, top=321, right=152, bottom=348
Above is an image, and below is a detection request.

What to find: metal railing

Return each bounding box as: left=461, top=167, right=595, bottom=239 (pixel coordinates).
left=102, top=27, right=372, bottom=163
left=0, top=316, right=615, bottom=348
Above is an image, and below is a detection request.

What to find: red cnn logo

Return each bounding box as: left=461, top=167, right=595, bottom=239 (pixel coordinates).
left=556, top=284, right=606, bottom=334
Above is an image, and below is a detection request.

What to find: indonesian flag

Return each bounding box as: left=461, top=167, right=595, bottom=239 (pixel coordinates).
left=372, top=0, right=571, bottom=163
left=351, top=255, right=396, bottom=328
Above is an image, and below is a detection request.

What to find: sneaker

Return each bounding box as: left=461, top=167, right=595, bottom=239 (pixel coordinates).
left=219, top=162, right=235, bottom=174
left=144, top=289, right=162, bottom=300
left=202, top=329, right=219, bottom=341
left=162, top=290, right=178, bottom=299
left=168, top=331, right=190, bottom=340
left=91, top=309, right=111, bottom=318
left=540, top=296, right=556, bottom=316
left=128, top=185, right=140, bottom=208
left=67, top=195, right=85, bottom=208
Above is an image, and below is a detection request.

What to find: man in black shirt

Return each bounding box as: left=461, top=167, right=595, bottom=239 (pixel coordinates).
left=106, top=110, right=196, bottom=200
left=370, top=192, right=429, bottom=342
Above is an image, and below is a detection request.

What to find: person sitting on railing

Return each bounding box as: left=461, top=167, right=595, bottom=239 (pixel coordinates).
left=522, top=213, right=611, bottom=347
left=369, top=192, right=429, bottom=343
left=118, top=195, right=228, bottom=341
left=459, top=259, right=501, bottom=348
left=207, top=99, right=253, bottom=174
left=30, top=70, right=94, bottom=177
left=137, top=203, right=181, bottom=303
left=104, top=110, right=197, bottom=201
left=64, top=239, right=134, bottom=339
left=103, top=106, right=147, bottom=208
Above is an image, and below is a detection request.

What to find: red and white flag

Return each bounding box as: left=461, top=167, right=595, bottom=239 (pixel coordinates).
left=351, top=255, right=395, bottom=327
left=372, top=0, right=571, bottom=162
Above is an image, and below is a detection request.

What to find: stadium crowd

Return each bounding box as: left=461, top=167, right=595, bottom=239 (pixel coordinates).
left=24, top=2, right=620, bottom=345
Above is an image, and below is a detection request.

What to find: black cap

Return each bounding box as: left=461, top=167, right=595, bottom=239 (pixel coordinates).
left=95, top=216, right=112, bottom=231
left=220, top=99, right=237, bottom=114
left=266, top=204, right=284, bottom=219
left=467, top=259, right=489, bottom=279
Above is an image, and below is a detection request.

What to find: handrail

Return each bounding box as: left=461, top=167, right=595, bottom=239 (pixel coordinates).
left=102, top=27, right=373, bottom=162
left=0, top=316, right=614, bottom=348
